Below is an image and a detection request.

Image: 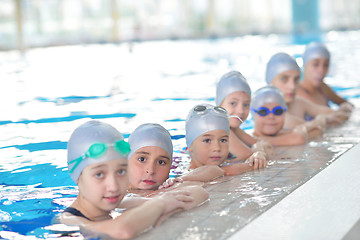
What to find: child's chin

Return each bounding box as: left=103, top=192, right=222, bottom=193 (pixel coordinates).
left=264, top=129, right=279, bottom=136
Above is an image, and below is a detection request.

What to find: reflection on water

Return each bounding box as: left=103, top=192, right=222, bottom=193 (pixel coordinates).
left=1, top=31, right=360, bottom=239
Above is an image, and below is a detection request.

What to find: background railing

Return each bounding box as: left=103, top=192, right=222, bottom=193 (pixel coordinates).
left=0, top=0, right=359, bottom=51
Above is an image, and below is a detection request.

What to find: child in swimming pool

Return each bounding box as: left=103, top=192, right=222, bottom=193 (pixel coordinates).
left=265, top=52, right=350, bottom=129
left=251, top=86, right=322, bottom=146
left=297, top=42, right=354, bottom=111
left=186, top=104, right=266, bottom=176
left=127, top=123, right=224, bottom=191
left=60, top=120, right=203, bottom=239
left=216, top=71, right=274, bottom=157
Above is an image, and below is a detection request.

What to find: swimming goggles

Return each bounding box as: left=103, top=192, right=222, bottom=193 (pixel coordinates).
left=68, top=140, right=131, bottom=173
left=193, top=105, right=244, bottom=123
left=252, top=106, right=286, bottom=117
left=193, top=105, right=227, bottom=115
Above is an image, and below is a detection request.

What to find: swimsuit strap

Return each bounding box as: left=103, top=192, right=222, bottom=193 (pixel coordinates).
left=63, top=207, right=91, bottom=221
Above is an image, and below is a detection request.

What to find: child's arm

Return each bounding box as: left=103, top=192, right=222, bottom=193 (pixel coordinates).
left=228, top=131, right=253, bottom=161
left=154, top=185, right=209, bottom=226
left=292, top=121, right=324, bottom=140
left=232, top=128, right=274, bottom=158
left=118, top=195, right=149, bottom=209
left=221, top=162, right=253, bottom=176
left=180, top=165, right=225, bottom=182
left=251, top=139, right=274, bottom=156
left=320, top=82, right=348, bottom=105
left=231, top=127, right=257, bottom=146
left=284, top=112, right=305, bottom=129
left=298, top=97, right=333, bottom=116
left=221, top=151, right=267, bottom=176
left=61, top=190, right=194, bottom=239
left=159, top=165, right=224, bottom=189
left=255, top=131, right=306, bottom=146
left=298, top=97, right=350, bottom=124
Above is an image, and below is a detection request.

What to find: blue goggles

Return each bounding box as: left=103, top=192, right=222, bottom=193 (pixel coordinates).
left=68, top=140, right=131, bottom=174
left=252, top=106, right=286, bottom=117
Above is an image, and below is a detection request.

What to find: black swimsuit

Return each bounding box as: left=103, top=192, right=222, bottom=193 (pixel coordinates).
left=63, top=207, right=90, bottom=220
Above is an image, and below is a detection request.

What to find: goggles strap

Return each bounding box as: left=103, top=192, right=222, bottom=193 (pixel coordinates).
left=68, top=154, right=86, bottom=174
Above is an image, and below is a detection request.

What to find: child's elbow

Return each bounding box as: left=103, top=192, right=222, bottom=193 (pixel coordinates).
left=296, top=135, right=306, bottom=145
left=208, top=165, right=225, bottom=177
left=111, top=224, right=138, bottom=239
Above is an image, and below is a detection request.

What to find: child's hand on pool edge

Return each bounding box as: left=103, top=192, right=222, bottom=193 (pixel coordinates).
left=246, top=151, right=267, bottom=169
left=153, top=190, right=194, bottom=226
left=339, top=102, right=354, bottom=113
left=251, top=139, right=274, bottom=156
left=158, top=177, right=184, bottom=190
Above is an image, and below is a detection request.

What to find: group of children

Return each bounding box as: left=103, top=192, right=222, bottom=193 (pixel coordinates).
left=58, top=42, right=354, bottom=239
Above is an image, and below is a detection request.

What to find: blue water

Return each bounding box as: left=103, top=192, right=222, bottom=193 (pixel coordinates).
left=1, top=31, right=360, bottom=239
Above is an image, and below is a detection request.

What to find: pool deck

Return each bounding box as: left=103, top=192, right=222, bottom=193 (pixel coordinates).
left=230, top=143, right=360, bottom=240
left=135, top=109, right=360, bottom=240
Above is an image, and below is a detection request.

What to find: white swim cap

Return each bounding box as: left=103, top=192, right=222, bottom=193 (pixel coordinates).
left=67, top=120, right=130, bottom=183
left=265, top=52, right=300, bottom=84
left=185, top=104, right=230, bottom=147
left=303, top=42, right=330, bottom=66
left=128, top=123, right=173, bottom=162
left=251, top=86, right=287, bottom=111
left=216, top=71, right=251, bottom=106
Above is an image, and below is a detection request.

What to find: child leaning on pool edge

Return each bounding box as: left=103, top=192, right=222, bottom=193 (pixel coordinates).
left=185, top=104, right=266, bottom=176
left=216, top=70, right=274, bottom=157
left=127, top=123, right=226, bottom=192
left=298, top=42, right=354, bottom=111
left=251, top=86, right=322, bottom=146
left=59, top=120, right=205, bottom=239
left=265, top=52, right=350, bottom=129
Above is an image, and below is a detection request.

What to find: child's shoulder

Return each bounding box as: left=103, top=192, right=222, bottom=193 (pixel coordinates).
left=60, top=207, right=91, bottom=226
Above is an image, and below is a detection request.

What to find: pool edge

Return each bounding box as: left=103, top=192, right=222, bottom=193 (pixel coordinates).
left=228, top=143, right=360, bottom=240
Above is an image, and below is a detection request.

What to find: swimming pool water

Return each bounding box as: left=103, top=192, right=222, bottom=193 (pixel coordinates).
left=1, top=31, right=360, bottom=239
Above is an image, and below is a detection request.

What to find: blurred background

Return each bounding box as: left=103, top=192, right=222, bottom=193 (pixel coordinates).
left=1, top=0, right=360, bottom=51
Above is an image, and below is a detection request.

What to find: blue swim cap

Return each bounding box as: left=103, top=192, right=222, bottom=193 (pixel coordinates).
left=67, top=120, right=128, bottom=183
left=128, top=123, right=173, bottom=162
left=216, top=71, right=251, bottom=106
left=251, top=86, right=287, bottom=112
left=303, top=42, right=330, bottom=66
left=185, top=104, right=230, bottom=147
left=265, top=52, right=300, bottom=84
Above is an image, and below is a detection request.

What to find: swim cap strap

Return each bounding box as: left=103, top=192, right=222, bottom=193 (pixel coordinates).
left=68, top=154, right=87, bottom=174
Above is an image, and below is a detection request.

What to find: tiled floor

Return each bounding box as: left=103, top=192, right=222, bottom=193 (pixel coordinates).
left=135, top=109, right=360, bottom=240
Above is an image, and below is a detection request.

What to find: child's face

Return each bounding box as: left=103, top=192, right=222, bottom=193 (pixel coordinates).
left=77, top=158, right=128, bottom=213
left=128, top=146, right=171, bottom=190
left=253, top=103, right=285, bottom=136
left=304, top=58, right=329, bottom=87
left=189, top=130, right=229, bottom=168
left=271, top=69, right=300, bottom=103
left=220, top=91, right=250, bottom=128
